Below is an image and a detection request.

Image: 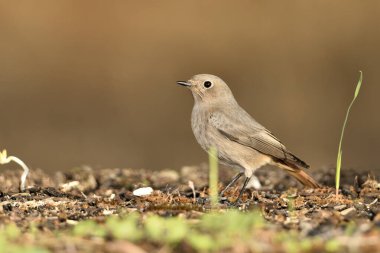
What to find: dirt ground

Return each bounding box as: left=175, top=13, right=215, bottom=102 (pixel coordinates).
left=0, top=165, right=379, bottom=253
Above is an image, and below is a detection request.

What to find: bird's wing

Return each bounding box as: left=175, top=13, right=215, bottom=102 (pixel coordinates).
left=209, top=110, right=309, bottom=169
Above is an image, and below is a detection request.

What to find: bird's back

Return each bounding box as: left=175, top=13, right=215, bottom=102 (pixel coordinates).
left=193, top=101, right=310, bottom=170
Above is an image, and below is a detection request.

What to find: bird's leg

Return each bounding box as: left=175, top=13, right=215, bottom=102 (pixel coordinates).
left=234, top=175, right=253, bottom=204
left=220, top=172, right=244, bottom=197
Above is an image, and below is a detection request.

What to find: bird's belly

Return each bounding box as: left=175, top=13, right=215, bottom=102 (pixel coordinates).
left=215, top=136, right=257, bottom=165
left=216, top=139, right=271, bottom=177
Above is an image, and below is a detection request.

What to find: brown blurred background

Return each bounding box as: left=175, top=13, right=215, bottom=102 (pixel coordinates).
left=0, top=1, right=379, bottom=173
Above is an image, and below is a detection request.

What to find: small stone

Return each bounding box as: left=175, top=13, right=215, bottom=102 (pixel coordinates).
left=133, top=187, right=154, bottom=197
left=103, top=210, right=114, bottom=215
left=340, top=207, right=356, bottom=219
left=334, top=204, right=347, bottom=211
left=66, top=220, right=78, bottom=225
left=59, top=181, right=80, bottom=192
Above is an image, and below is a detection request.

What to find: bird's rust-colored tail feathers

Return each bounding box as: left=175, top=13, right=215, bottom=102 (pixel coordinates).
left=285, top=169, right=320, bottom=188
left=274, top=157, right=320, bottom=188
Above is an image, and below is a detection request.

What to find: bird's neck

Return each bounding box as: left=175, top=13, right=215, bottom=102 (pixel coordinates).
left=193, top=98, right=239, bottom=113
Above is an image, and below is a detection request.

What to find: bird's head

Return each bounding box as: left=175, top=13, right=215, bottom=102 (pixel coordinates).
left=177, top=74, right=235, bottom=105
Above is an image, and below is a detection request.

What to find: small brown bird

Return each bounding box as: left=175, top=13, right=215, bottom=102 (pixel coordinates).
left=177, top=74, right=320, bottom=200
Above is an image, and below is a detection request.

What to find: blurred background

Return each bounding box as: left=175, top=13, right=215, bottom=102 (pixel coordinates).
left=0, top=1, right=379, bottom=173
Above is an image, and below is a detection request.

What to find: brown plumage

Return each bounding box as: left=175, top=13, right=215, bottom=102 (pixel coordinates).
left=177, top=74, right=320, bottom=199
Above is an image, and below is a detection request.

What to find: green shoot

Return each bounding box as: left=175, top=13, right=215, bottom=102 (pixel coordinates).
left=336, top=71, right=363, bottom=196
left=208, top=146, right=219, bottom=208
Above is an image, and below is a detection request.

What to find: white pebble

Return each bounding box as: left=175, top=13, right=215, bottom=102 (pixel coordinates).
left=133, top=187, right=154, bottom=196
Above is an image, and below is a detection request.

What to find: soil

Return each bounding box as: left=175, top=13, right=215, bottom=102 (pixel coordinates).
left=0, top=165, right=379, bottom=253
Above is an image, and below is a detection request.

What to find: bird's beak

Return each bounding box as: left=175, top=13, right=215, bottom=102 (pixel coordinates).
left=177, top=81, right=191, bottom=87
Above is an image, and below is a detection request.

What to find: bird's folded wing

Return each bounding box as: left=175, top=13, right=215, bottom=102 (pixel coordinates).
left=209, top=111, right=309, bottom=169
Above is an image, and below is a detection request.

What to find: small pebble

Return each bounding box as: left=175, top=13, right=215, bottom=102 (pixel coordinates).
left=133, top=187, right=154, bottom=196
left=340, top=207, right=356, bottom=219
left=103, top=210, right=114, bottom=215
left=66, top=220, right=78, bottom=225
left=334, top=204, right=347, bottom=211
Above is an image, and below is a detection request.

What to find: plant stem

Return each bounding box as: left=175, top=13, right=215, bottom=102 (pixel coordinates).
left=209, top=146, right=219, bottom=208
left=335, top=71, right=363, bottom=196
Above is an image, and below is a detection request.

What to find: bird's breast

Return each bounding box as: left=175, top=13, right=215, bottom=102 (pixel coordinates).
left=191, top=106, right=232, bottom=155
left=191, top=107, right=210, bottom=151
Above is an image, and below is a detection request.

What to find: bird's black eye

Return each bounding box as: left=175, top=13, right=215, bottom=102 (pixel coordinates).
left=203, top=81, right=212, bottom=88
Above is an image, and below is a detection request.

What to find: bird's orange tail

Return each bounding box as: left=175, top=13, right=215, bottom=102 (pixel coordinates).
left=286, top=169, right=320, bottom=188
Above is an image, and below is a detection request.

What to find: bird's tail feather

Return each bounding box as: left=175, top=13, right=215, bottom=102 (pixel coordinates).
left=275, top=161, right=321, bottom=188
left=286, top=169, right=320, bottom=188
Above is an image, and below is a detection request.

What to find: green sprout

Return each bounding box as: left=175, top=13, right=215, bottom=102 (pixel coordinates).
left=336, top=71, right=363, bottom=196
left=0, top=149, right=30, bottom=191
left=208, top=146, right=219, bottom=208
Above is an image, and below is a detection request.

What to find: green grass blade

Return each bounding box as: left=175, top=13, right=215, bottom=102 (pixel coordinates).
left=336, top=71, right=363, bottom=195
left=209, top=146, right=219, bottom=208
left=335, top=150, right=342, bottom=195
left=354, top=71, right=363, bottom=99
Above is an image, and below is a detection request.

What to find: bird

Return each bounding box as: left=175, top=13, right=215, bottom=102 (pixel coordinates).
left=177, top=74, right=320, bottom=201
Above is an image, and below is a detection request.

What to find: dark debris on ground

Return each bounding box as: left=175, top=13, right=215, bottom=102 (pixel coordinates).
left=0, top=166, right=379, bottom=252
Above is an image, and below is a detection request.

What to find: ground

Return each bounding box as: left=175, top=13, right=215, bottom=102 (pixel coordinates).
left=0, top=165, right=379, bottom=253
